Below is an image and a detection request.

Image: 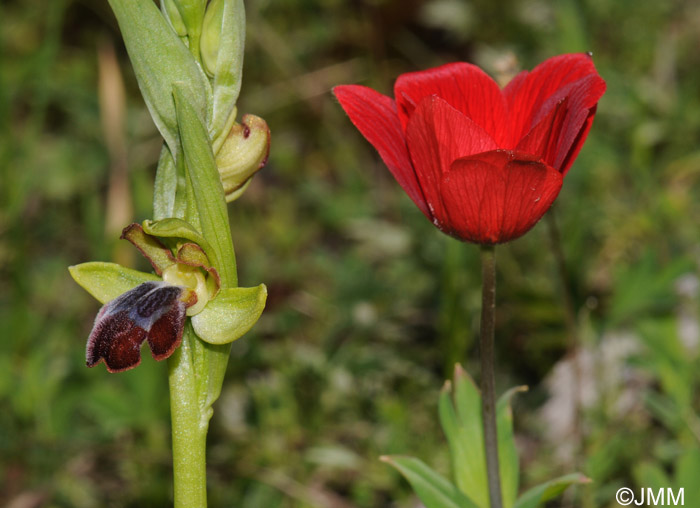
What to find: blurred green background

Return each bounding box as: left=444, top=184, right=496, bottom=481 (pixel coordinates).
left=2, top=0, right=700, bottom=506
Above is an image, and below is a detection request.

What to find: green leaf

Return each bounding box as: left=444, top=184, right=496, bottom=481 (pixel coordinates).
left=173, top=84, right=237, bottom=288
left=439, top=379, right=487, bottom=508
left=106, top=0, right=210, bottom=155
left=497, top=386, right=527, bottom=508
left=191, top=285, right=267, bottom=344
left=444, top=365, right=488, bottom=508
left=439, top=365, right=525, bottom=508
left=514, top=473, right=589, bottom=508
left=382, top=455, right=480, bottom=508
left=68, top=262, right=157, bottom=304
left=676, top=447, right=700, bottom=505
left=207, top=0, right=246, bottom=151
left=634, top=462, right=671, bottom=493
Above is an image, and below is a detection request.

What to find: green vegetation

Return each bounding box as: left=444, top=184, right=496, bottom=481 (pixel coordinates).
left=2, top=0, right=700, bottom=506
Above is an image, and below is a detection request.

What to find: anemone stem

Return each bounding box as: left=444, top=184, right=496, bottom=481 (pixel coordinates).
left=479, top=245, right=503, bottom=508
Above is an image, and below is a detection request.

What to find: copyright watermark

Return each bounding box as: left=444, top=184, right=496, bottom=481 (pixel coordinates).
left=616, top=487, right=684, bottom=506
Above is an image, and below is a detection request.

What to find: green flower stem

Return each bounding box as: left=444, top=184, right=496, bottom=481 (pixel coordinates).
left=168, top=326, right=208, bottom=508
left=479, top=245, right=503, bottom=508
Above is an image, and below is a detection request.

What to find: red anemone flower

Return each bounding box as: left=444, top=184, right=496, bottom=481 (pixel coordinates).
left=334, top=53, right=606, bottom=244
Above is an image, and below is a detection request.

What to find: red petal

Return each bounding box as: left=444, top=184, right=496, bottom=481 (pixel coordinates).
left=516, top=96, right=569, bottom=164
left=504, top=53, right=605, bottom=154
left=405, top=96, right=499, bottom=230
left=558, top=104, right=598, bottom=175
left=548, top=75, right=605, bottom=173
left=333, top=85, right=429, bottom=217
left=439, top=150, right=563, bottom=244
left=395, top=63, right=509, bottom=145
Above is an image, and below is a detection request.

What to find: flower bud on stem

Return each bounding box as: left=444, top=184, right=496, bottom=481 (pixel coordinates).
left=479, top=245, right=503, bottom=508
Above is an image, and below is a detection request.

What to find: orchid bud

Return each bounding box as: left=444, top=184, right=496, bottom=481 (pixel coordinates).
left=161, top=0, right=206, bottom=54
left=201, top=0, right=245, bottom=79
left=161, top=0, right=188, bottom=36
left=200, top=0, right=224, bottom=76
left=215, top=114, right=270, bottom=202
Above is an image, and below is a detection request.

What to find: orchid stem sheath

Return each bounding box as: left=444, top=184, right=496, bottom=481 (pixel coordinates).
left=479, top=245, right=503, bottom=508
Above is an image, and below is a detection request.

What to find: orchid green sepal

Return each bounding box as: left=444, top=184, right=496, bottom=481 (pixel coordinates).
left=121, top=223, right=176, bottom=275
left=122, top=221, right=221, bottom=299
left=191, top=284, right=267, bottom=344
left=72, top=219, right=230, bottom=321
left=142, top=217, right=217, bottom=271
left=68, top=262, right=158, bottom=304
left=224, top=176, right=253, bottom=203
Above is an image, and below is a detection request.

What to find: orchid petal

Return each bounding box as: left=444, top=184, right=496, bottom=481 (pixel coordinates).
left=86, top=281, right=189, bottom=372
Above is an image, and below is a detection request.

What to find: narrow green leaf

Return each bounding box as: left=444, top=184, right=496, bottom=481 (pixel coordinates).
left=453, top=365, right=482, bottom=437
left=173, top=84, right=237, bottom=287
left=107, top=0, right=210, bottom=154
left=439, top=380, right=487, bottom=508
left=514, top=473, right=589, bottom=508
left=497, top=386, right=527, bottom=508
left=634, top=462, right=671, bottom=493
left=441, top=366, right=525, bottom=508
left=68, top=262, right=157, bottom=304
left=382, top=455, right=480, bottom=508
left=451, top=365, right=488, bottom=508
left=676, top=447, right=700, bottom=505
left=191, top=285, right=266, bottom=344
